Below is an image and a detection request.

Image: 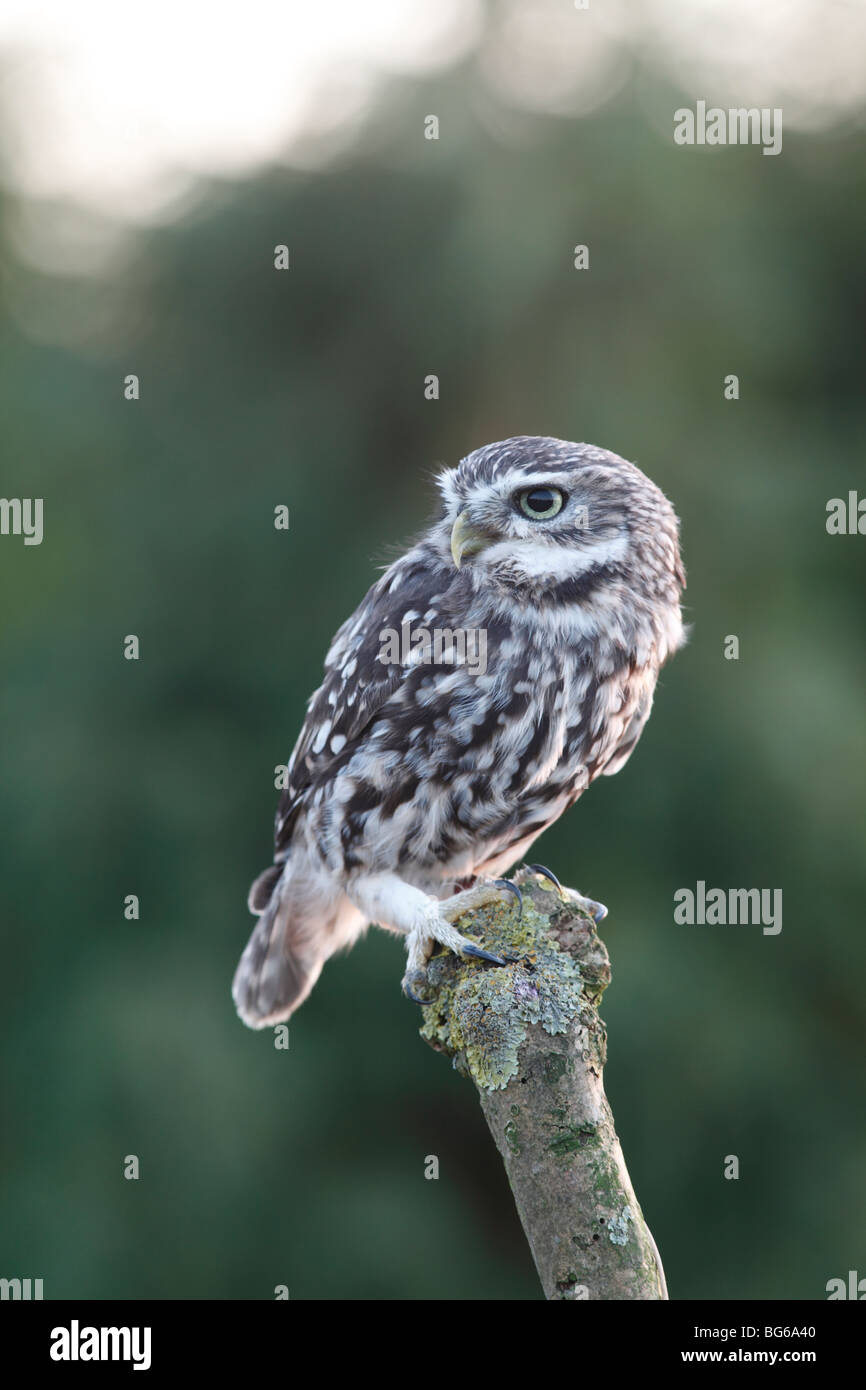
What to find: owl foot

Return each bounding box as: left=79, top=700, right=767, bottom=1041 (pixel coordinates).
left=402, top=970, right=438, bottom=1006
left=404, top=915, right=509, bottom=973
left=344, top=872, right=518, bottom=1004
left=439, top=877, right=525, bottom=925
left=523, top=863, right=608, bottom=923
left=400, top=884, right=523, bottom=1002
left=401, top=929, right=509, bottom=1004
left=438, top=879, right=524, bottom=960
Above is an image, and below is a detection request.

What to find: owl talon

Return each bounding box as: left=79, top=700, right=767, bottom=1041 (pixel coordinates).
left=568, top=891, right=608, bottom=924
left=402, top=971, right=437, bottom=1005
left=523, top=865, right=607, bottom=923
left=461, top=942, right=509, bottom=966
left=526, top=863, right=565, bottom=898
left=492, top=878, right=523, bottom=917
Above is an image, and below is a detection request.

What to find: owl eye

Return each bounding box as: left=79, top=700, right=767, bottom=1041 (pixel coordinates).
left=517, top=487, right=566, bottom=520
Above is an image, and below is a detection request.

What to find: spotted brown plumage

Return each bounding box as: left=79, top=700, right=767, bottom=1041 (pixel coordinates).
left=233, top=436, right=686, bottom=1026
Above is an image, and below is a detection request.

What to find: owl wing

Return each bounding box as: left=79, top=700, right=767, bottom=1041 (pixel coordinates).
left=599, top=685, right=654, bottom=778
left=273, top=547, right=452, bottom=855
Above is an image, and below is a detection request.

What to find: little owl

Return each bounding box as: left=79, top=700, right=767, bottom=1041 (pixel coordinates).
left=233, top=436, right=685, bottom=1026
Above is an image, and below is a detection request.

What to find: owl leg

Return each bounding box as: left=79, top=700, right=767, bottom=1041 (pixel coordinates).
left=345, top=873, right=512, bottom=999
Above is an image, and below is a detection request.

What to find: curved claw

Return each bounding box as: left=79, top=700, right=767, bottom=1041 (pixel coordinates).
left=526, top=863, right=606, bottom=922
left=527, top=863, right=564, bottom=896
left=493, top=877, right=524, bottom=918
left=402, top=978, right=437, bottom=1006
left=461, top=942, right=508, bottom=966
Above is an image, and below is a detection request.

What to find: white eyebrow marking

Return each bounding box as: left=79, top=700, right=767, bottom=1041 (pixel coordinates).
left=479, top=534, right=629, bottom=579
left=494, top=470, right=579, bottom=495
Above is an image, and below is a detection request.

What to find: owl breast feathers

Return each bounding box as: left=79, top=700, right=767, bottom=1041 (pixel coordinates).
left=233, top=436, right=686, bottom=1026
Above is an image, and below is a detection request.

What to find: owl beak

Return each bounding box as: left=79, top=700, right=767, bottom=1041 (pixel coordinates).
left=450, top=511, right=491, bottom=568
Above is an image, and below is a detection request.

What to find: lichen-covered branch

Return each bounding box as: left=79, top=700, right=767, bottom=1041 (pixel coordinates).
left=418, top=871, right=668, bottom=1301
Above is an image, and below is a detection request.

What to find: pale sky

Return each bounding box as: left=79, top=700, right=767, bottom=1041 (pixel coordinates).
left=0, top=0, right=863, bottom=222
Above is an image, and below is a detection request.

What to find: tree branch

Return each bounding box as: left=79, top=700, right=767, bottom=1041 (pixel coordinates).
left=418, top=871, right=668, bottom=1301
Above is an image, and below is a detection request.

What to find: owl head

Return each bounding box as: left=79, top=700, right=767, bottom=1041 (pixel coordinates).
left=433, top=436, right=685, bottom=607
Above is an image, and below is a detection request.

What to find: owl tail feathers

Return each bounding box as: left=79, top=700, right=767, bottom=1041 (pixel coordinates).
left=232, top=865, right=325, bottom=1029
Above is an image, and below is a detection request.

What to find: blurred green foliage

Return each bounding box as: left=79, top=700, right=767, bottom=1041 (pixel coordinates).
left=1, top=63, right=865, bottom=1300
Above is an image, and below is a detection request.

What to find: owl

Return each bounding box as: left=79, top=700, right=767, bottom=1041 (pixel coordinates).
left=233, top=436, right=685, bottom=1027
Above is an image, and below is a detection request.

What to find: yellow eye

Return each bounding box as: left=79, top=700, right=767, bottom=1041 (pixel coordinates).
left=517, top=487, right=565, bottom=520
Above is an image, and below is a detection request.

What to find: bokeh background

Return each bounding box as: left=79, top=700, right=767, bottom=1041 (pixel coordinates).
left=1, top=0, right=864, bottom=1300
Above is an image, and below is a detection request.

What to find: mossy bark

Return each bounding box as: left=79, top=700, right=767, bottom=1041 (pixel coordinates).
left=418, top=871, right=668, bottom=1301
